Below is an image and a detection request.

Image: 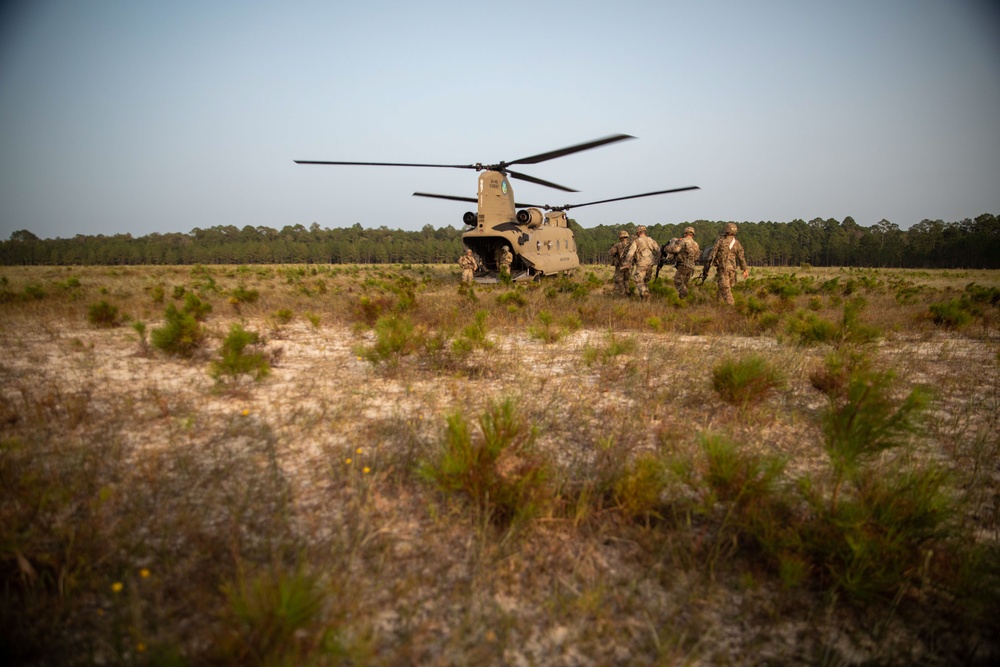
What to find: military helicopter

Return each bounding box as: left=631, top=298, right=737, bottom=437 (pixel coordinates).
left=296, top=134, right=699, bottom=282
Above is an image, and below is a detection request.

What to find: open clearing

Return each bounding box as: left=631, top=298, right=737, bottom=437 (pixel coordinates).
left=2, top=264, right=998, bottom=665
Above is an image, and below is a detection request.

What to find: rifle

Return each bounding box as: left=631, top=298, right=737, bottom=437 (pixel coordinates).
left=694, top=267, right=709, bottom=286
left=694, top=234, right=724, bottom=286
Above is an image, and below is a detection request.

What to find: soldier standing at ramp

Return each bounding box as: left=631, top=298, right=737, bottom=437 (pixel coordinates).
left=458, top=248, right=478, bottom=285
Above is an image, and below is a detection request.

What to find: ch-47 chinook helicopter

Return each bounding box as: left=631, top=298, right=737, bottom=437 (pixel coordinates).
left=296, top=134, right=699, bottom=282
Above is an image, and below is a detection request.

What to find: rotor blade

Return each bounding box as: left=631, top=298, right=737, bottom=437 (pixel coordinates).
left=295, top=160, right=476, bottom=170
left=412, top=192, right=477, bottom=204
left=507, top=169, right=577, bottom=192
left=507, top=133, right=635, bottom=166
left=557, top=186, right=700, bottom=210
left=414, top=192, right=539, bottom=208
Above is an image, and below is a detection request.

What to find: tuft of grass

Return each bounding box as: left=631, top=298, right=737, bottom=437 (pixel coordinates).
left=711, top=354, right=786, bottom=409
left=87, top=300, right=122, bottom=328
left=496, top=290, right=527, bottom=311
left=452, top=309, right=493, bottom=358
left=784, top=309, right=840, bottom=346
left=418, top=398, right=552, bottom=528
left=355, top=314, right=421, bottom=369
left=613, top=452, right=667, bottom=522
left=229, top=284, right=259, bottom=306
left=218, top=566, right=329, bottom=665
left=528, top=310, right=565, bottom=343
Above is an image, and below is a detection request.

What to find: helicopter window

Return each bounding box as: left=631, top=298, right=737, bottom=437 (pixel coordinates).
left=536, top=241, right=541, bottom=251
left=547, top=241, right=552, bottom=250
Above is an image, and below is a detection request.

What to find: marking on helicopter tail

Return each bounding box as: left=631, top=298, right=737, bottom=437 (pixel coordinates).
left=501, top=180, right=508, bottom=194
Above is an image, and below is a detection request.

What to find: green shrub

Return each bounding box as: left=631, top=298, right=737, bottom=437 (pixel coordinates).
left=784, top=310, right=840, bottom=346
left=839, top=297, right=881, bottom=345
left=219, top=566, right=327, bottom=665
left=418, top=398, right=552, bottom=528
left=272, top=308, right=294, bottom=325
left=210, top=323, right=270, bottom=382
left=356, top=314, right=420, bottom=368
left=86, top=300, right=121, bottom=328
left=23, top=283, right=46, bottom=300
left=613, top=453, right=667, bottom=522
left=352, top=294, right=392, bottom=327
left=528, top=310, right=563, bottom=343
left=700, top=434, right=787, bottom=507
left=496, top=290, right=527, bottom=310
left=452, top=309, right=493, bottom=358
left=151, top=304, right=206, bottom=357
left=230, top=284, right=259, bottom=305
left=582, top=332, right=637, bottom=367
left=964, top=282, right=1000, bottom=306
left=798, top=463, right=953, bottom=603
left=182, top=292, right=212, bottom=321
left=928, top=298, right=973, bottom=329
left=147, top=283, right=166, bottom=304
left=711, top=354, right=786, bottom=409
left=820, top=365, right=931, bottom=513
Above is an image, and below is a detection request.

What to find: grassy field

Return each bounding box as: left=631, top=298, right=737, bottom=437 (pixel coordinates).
left=1, top=263, right=998, bottom=665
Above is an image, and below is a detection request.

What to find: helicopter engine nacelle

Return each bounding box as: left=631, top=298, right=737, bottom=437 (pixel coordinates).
left=462, top=211, right=477, bottom=227
left=516, top=208, right=544, bottom=229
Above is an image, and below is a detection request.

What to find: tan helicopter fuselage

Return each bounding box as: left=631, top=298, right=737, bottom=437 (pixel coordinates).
left=461, top=171, right=580, bottom=281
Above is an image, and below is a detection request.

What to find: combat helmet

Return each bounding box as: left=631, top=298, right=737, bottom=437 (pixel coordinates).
left=618, top=230, right=630, bottom=239
left=636, top=225, right=647, bottom=234
left=724, top=223, right=738, bottom=235
left=684, top=226, right=696, bottom=235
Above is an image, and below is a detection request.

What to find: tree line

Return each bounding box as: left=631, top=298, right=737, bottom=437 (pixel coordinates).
left=2, top=214, right=998, bottom=268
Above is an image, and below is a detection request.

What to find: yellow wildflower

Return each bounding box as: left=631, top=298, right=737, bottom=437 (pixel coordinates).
left=139, top=568, right=150, bottom=578
left=345, top=458, right=352, bottom=465
left=363, top=467, right=371, bottom=474
left=111, top=582, right=123, bottom=593
left=241, top=409, right=250, bottom=416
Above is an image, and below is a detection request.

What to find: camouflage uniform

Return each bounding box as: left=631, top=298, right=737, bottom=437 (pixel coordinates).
left=609, top=231, right=632, bottom=297
left=498, top=246, right=513, bottom=278
left=458, top=249, right=478, bottom=284
left=704, top=223, right=748, bottom=305
left=665, top=227, right=700, bottom=298
left=624, top=226, right=659, bottom=299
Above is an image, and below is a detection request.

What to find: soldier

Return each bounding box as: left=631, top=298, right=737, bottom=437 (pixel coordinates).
left=497, top=244, right=513, bottom=280
left=702, top=223, right=749, bottom=305
left=624, top=225, right=659, bottom=300
left=664, top=226, right=700, bottom=298
left=458, top=248, right=478, bottom=285
left=609, top=230, right=632, bottom=296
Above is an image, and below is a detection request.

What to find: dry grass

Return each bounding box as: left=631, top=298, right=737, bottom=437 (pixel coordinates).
left=1, top=263, right=999, bottom=665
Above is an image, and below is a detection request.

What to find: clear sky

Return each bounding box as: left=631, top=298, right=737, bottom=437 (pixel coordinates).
left=1, top=0, right=998, bottom=240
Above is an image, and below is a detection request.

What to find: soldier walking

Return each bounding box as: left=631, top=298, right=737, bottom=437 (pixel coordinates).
left=664, top=226, right=700, bottom=298
left=624, top=225, right=659, bottom=300
left=702, top=223, right=749, bottom=305
left=609, top=230, right=632, bottom=297
left=458, top=248, right=478, bottom=285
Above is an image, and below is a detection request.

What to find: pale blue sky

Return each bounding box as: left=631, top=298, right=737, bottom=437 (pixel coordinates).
left=1, top=0, right=998, bottom=239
